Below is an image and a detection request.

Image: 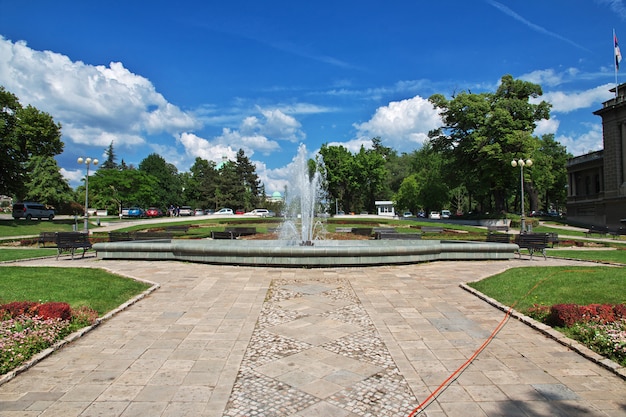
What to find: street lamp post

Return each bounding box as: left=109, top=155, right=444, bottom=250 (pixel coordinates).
left=77, top=157, right=98, bottom=233
left=511, top=158, right=532, bottom=233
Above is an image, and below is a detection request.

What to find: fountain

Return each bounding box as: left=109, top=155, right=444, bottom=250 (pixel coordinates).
left=93, top=145, right=517, bottom=267
left=278, top=144, right=327, bottom=245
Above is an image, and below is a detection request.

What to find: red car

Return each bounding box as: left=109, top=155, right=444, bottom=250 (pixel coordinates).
left=235, top=209, right=245, bottom=215
left=145, top=207, right=163, bottom=217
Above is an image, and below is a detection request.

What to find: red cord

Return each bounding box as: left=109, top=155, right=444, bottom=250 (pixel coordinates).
left=407, top=274, right=557, bottom=417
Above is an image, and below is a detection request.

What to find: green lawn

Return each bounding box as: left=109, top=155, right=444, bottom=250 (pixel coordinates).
left=0, top=248, right=58, bottom=262
left=547, top=249, right=626, bottom=264
left=0, top=266, right=151, bottom=315
left=0, top=219, right=77, bottom=237
left=467, top=266, right=626, bottom=312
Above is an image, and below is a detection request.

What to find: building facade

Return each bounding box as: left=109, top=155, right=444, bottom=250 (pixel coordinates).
left=566, top=84, right=626, bottom=228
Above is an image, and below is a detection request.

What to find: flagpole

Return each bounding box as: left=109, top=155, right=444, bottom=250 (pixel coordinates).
left=615, top=28, right=619, bottom=99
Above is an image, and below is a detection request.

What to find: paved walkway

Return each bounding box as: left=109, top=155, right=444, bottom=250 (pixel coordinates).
left=1, top=256, right=625, bottom=416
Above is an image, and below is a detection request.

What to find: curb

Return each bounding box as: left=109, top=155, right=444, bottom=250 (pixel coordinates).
left=0, top=265, right=160, bottom=387
left=460, top=283, right=626, bottom=381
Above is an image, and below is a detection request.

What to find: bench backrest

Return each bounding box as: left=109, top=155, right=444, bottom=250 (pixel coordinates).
left=55, top=232, right=90, bottom=245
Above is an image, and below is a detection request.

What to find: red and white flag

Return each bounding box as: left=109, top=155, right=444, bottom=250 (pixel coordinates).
left=615, top=32, right=622, bottom=70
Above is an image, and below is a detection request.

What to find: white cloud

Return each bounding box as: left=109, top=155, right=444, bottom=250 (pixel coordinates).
left=534, top=117, right=560, bottom=136
left=0, top=36, right=200, bottom=148
left=353, top=95, right=441, bottom=151
left=520, top=68, right=580, bottom=87
left=536, top=83, right=614, bottom=113
left=176, top=132, right=236, bottom=165
left=60, top=168, right=84, bottom=186
left=556, top=123, right=604, bottom=156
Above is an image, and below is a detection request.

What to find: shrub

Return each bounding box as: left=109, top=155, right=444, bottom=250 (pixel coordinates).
left=567, top=320, right=626, bottom=367
left=525, top=304, right=551, bottom=323
left=70, top=306, right=99, bottom=328
left=36, top=302, right=72, bottom=321
left=548, top=304, right=582, bottom=327
left=0, top=301, right=39, bottom=319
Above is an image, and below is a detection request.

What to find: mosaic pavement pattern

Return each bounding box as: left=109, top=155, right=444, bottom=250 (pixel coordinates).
left=223, top=277, right=423, bottom=417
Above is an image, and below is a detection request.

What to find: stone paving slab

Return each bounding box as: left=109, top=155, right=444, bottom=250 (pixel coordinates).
left=0, top=256, right=625, bottom=416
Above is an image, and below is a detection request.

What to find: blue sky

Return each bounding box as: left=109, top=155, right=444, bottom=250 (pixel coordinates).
left=1, top=0, right=625, bottom=194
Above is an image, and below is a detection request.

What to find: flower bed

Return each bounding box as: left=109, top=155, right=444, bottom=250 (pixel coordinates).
left=0, top=301, right=98, bottom=375
left=526, top=303, right=626, bottom=367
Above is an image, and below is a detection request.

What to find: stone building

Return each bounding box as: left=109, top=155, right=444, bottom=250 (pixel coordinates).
left=566, top=84, right=626, bottom=228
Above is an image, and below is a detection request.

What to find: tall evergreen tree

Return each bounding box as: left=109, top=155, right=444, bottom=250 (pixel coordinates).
left=100, top=141, right=118, bottom=170
left=24, top=155, right=73, bottom=211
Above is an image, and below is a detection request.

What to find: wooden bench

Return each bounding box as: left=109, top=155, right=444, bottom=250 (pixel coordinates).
left=38, top=232, right=57, bottom=247
left=225, top=227, right=257, bottom=237
left=547, top=232, right=559, bottom=247
left=335, top=227, right=353, bottom=233
left=165, top=225, right=190, bottom=234
left=585, top=225, right=609, bottom=237
left=211, top=231, right=235, bottom=239
left=108, top=231, right=132, bottom=242
left=421, top=226, right=444, bottom=233
left=55, top=232, right=92, bottom=260
left=351, top=227, right=373, bottom=237
left=514, top=233, right=549, bottom=260
left=609, top=227, right=626, bottom=239
left=487, top=225, right=509, bottom=232
left=486, top=232, right=511, bottom=243
left=375, top=232, right=422, bottom=240
left=132, top=232, right=173, bottom=241
left=373, top=227, right=396, bottom=234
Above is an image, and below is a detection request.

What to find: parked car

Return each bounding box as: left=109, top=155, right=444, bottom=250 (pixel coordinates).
left=178, top=206, right=194, bottom=216
left=429, top=211, right=441, bottom=220
left=145, top=207, right=163, bottom=217
left=244, top=208, right=270, bottom=217
left=403, top=211, right=413, bottom=218
left=12, top=202, right=55, bottom=220
left=441, top=210, right=451, bottom=219
left=127, top=207, right=145, bottom=218
left=417, top=211, right=426, bottom=218
left=204, top=208, right=215, bottom=215
left=121, top=208, right=130, bottom=217
left=215, top=208, right=234, bottom=215
left=194, top=208, right=204, bottom=216
left=235, top=209, right=245, bottom=215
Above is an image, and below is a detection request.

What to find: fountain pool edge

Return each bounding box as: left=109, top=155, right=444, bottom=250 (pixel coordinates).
left=92, top=239, right=518, bottom=267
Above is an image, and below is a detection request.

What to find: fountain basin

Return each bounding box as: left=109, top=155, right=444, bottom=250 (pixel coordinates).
left=93, top=239, right=517, bottom=267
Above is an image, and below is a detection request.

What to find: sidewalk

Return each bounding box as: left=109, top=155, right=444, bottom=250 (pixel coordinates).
left=0, top=256, right=624, bottom=416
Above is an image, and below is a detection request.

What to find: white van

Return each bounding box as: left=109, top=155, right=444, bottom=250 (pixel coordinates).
left=12, top=202, right=55, bottom=220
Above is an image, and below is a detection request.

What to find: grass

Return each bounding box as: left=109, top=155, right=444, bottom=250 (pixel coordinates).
left=467, top=266, right=626, bottom=312
left=0, top=219, right=76, bottom=237
left=0, top=266, right=151, bottom=315
left=0, top=248, right=58, bottom=262
left=547, top=249, right=626, bottom=264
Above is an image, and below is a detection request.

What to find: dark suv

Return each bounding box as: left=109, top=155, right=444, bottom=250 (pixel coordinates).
left=12, top=202, right=55, bottom=220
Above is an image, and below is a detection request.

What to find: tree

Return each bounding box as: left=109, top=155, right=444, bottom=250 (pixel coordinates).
left=215, top=161, right=244, bottom=209
left=87, top=168, right=158, bottom=213
left=529, top=134, right=571, bottom=213
left=186, top=157, right=218, bottom=209
left=138, top=153, right=182, bottom=206
left=0, top=87, right=64, bottom=199
left=236, top=149, right=262, bottom=210
left=353, top=145, right=388, bottom=213
left=100, top=141, right=118, bottom=170
left=319, top=144, right=357, bottom=213
left=23, top=155, right=74, bottom=212
left=394, top=175, right=420, bottom=214
left=428, top=74, right=551, bottom=212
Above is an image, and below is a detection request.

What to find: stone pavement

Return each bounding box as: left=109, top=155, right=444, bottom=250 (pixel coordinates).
left=1, top=256, right=625, bottom=416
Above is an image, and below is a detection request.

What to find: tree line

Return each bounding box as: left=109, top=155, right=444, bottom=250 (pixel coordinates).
left=1, top=74, right=570, bottom=217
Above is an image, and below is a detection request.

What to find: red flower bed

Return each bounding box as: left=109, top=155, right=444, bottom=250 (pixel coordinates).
left=548, top=303, right=626, bottom=327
